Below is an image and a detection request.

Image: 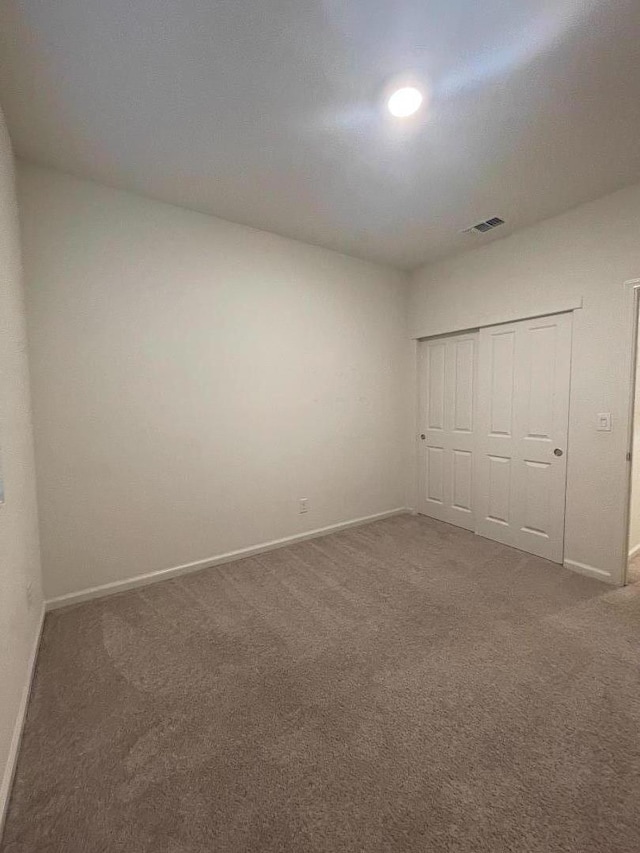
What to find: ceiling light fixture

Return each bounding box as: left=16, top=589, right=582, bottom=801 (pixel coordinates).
left=387, top=86, right=423, bottom=118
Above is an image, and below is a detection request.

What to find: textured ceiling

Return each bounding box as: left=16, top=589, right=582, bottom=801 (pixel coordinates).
left=1, top=0, right=640, bottom=270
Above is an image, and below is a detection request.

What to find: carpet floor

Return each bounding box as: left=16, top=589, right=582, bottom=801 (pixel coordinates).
left=3, top=514, right=640, bottom=852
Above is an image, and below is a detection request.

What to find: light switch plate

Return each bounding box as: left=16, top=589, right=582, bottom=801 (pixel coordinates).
left=597, top=413, right=612, bottom=432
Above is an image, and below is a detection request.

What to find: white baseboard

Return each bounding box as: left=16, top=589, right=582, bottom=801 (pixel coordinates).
left=0, top=603, right=45, bottom=837
left=628, top=542, right=640, bottom=560
left=564, top=558, right=614, bottom=584
left=46, top=508, right=409, bottom=611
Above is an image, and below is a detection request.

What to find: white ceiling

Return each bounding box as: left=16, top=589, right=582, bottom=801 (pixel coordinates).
left=1, top=0, right=640, bottom=270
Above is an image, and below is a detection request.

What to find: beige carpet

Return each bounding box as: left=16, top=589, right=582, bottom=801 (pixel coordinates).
left=3, top=514, right=640, bottom=853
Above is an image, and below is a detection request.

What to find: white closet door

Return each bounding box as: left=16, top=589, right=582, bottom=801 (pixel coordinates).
left=418, top=332, right=478, bottom=530
left=474, top=313, right=572, bottom=562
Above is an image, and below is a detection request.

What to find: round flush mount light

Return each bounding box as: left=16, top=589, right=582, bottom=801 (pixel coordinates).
left=387, top=86, right=423, bottom=118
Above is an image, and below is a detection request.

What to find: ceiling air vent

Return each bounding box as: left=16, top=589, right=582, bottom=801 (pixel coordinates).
left=461, top=216, right=505, bottom=235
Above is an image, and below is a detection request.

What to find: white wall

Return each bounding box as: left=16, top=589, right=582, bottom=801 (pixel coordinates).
left=409, top=182, right=640, bottom=585
left=0, top=114, right=43, bottom=826
left=18, top=164, right=410, bottom=601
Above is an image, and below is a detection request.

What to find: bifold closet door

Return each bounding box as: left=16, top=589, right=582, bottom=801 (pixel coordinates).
left=417, top=333, right=478, bottom=531
left=474, top=313, right=572, bottom=563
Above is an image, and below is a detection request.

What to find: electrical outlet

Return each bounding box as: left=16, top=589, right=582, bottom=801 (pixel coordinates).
left=299, top=498, right=309, bottom=514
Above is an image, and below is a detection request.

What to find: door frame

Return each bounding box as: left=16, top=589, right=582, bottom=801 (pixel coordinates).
left=621, top=278, right=640, bottom=585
